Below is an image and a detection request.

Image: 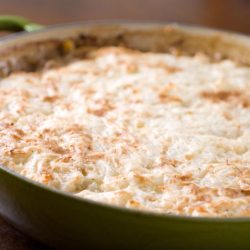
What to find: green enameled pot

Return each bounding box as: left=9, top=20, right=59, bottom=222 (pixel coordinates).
left=1, top=16, right=250, bottom=250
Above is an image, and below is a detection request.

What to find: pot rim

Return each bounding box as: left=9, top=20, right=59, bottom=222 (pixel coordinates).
left=1, top=19, right=250, bottom=49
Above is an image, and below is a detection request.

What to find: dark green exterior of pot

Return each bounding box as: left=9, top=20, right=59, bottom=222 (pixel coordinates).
left=1, top=167, right=250, bottom=250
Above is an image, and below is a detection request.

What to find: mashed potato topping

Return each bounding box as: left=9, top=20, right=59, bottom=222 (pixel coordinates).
left=1, top=46, right=250, bottom=217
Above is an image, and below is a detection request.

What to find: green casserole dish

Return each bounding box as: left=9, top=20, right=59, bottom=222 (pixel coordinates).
left=1, top=16, right=250, bottom=249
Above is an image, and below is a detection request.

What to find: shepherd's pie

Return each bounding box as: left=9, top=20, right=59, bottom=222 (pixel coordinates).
left=1, top=43, right=250, bottom=217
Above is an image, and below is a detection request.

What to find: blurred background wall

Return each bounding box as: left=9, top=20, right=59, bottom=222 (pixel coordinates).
left=0, top=0, right=250, bottom=34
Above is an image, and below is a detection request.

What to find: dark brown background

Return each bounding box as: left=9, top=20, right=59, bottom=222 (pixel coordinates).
left=1, top=0, right=250, bottom=33
left=0, top=0, right=250, bottom=249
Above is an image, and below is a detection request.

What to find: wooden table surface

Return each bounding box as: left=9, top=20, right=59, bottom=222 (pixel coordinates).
left=0, top=0, right=250, bottom=249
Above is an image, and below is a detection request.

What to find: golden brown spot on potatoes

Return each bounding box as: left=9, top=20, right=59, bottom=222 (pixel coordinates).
left=193, top=206, right=208, bottom=214
left=159, top=82, right=183, bottom=104
left=159, top=82, right=175, bottom=96
left=146, top=196, right=157, bottom=202
left=185, top=154, right=194, bottom=161
left=85, top=152, right=105, bottom=162
left=41, top=172, right=53, bottom=184
left=128, top=199, right=141, bottom=207
left=42, top=95, right=59, bottom=102
left=9, top=128, right=26, bottom=141
left=151, top=62, right=181, bottom=73
left=9, top=148, right=27, bottom=159
left=201, top=90, right=250, bottom=108
left=87, top=98, right=114, bottom=117
left=179, top=173, right=193, bottom=182
left=159, top=156, right=180, bottom=167
left=223, top=111, right=233, bottom=120
left=56, top=155, right=72, bottom=163
left=238, top=210, right=250, bottom=216
left=44, top=139, right=66, bottom=154
left=201, top=90, right=240, bottom=101
left=126, top=63, right=138, bottom=73
left=196, top=194, right=212, bottom=203
left=240, top=189, right=250, bottom=196
left=133, top=174, right=149, bottom=185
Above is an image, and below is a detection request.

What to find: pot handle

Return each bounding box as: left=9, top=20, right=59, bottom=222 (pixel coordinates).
left=0, top=15, right=43, bottom=32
